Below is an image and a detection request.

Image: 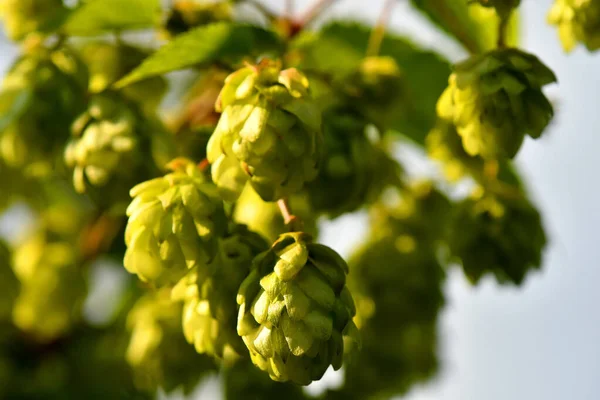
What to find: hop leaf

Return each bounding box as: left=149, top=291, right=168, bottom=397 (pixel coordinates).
left=437, top=48, right=556, bottom=159
left=236, top=232, right=360, bottom=385
left=448, top=190, right=547, bottom=285
left=548, top=0, right=600, bottom=52
left=172, top=224, right=269, bottom=359
left=0, top=48, right=88, bottom=172
left=124, top=158, right=228, bottom=287
left=126, top=289, right=216, bottom=393
left=207, top=59, right=322, bottom=202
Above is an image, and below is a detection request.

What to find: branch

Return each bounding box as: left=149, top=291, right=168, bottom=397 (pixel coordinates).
left=245, top=0, right=278, bottom=22
left=298, top=0, right=339, bottom=28
left=367, top=0, right=397, bottom=56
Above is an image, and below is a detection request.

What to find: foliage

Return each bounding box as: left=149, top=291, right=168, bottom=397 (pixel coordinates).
left=0, top=0, right=585, bottom=398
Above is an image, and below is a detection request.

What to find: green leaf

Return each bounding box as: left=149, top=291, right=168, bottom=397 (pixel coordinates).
left=0, top=88, right=33, bottom=131
left=115, top=23, right=283, bottom=88
left=301, top=22, right=451, bottom=146
left=410, top=0, right=519, bottom=54
left=62, top=0, right=161, bottom=36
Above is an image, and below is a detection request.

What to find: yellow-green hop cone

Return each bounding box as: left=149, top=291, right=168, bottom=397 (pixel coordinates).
left=233, top=185, right=318, bottom=242
left=448, top=189, right=547, bottom=285
left=548, top=0, right=600, bottom=52
left=0, top=240, right=18, bottom=322
left=0, top=49, right=88, bottom=172
left=11, top=229, right=86, bottom=342
left=437, top=48, right=556, bottom=159
left=172, top=224, right=269, bottom=359
left=124, top=158, right=227, bottom=287
left=307, top=110, right=401, bottom=217
left=126, top=289, right=216, bottom=393
left=207, top=59, right=322, bottom=202
left=0, top=0, right=68, bottom=41
left=64, top=92, right=173, bottom=208
left=236, top=232, right=360, bottom=385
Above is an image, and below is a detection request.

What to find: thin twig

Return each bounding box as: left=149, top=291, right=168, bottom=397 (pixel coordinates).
left=367, top=0, right=397, bottom=56
left=246, top=0, right=278, bottom=21
left=277, top=198, right=302, bottom=231
left=497, top=14, right=510, bottom=48
left=298, top=0, right=339, bottom=28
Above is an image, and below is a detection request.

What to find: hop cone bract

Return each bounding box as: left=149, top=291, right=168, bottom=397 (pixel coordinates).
left=207, top=59, right=322, bottom=201
left=548, top=0, right=600, bottom=52
left=237, top=232, right=360, bottom=385
left=172, top=224, right=268, bottom=358
left=437, top=48, right=556, bottom=159
left=449, top=190, right=547, bottom=285
left=124, top=159, right=227, bottom=287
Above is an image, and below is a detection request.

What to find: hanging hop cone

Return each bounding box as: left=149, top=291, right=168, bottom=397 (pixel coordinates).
left=124, top=158, right=228, bottom=287
left=0, top=0, right=68, bottom=41
left=469, top=0, right=521, bottom=17
left=307, top=109, right=401, bottom=217
left=233, top=184, right=318, bottom=243
left=437, top=48, right=556, bottom=159
left=448, top=189, right=547, bottom=285
left=0, top=48, right=88, bottom=172
left=171, top=224, right=269, bottom=359
left=548, top=0, right=600, bottom=52
left=237, top=232, right=360, bottom=385
left=207, top=59, right=322, bottom=202
left=64, top=91, right=174, bottom=207
left=126, top=289, right=217, bottom=394
left=11, top=228, right=86, bottom=342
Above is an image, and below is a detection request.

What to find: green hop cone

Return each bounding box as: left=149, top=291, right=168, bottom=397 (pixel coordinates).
left=126, top=289, right=216, bottom=393
left=233, top=185, right=318, bottom=243
left=11, top=229, right=86, bottom=342
left=448, top=189, right=547, bottom=285
left=0, top=240, right=19, bottom=322
left=124, top=158, right=228, bottom=287
left=207, top=59, right=322, bottom=202
left=437, top=48, right=556, bottom=159
left=0, top=48, right=88, bottom=172
left=64, top=91, right=174, bottom=208
left=172, top=224, right=269, bottom=359
left=0, top=0, right=68, bottom=41
left=236, top=232, right=360, bottom=385
left=469, top=0, right=520, bottom=17
left=307, top=109, right=401, bottom=216
left=548, top=0, right=600, bottom=52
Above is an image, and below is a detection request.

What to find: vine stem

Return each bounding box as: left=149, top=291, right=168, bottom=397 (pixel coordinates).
left=367, top=0, right=397, bottom=56
left=298, top=0, right=339, bottom=28
left=277, top=198, right=301, bottom=231
left=497, top=14, right=510, bottom=48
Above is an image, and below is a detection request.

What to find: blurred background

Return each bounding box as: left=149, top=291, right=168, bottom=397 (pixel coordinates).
left=1, top=0, right=599, bottom=399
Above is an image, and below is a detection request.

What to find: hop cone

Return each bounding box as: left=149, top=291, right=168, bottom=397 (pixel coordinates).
left=233, top=185, right=318, bottom=242
left=126, top=289, right=216, bottom=393
left=448, top=190, right=547, bottom=285
left=11, top=229, right=86, bottom=342
left=437, top=48, right=556, bottom=159
left=548, top=0, right=600, bottom=52
left=307, top=109, right=401, bottom=216
left=0, top=240, right=18, bottom=322
left=237, top=232, right=360, bottom=385
left=207, top=59, right=322, bottom=202
left=64, top=92, right=174, bottom=207
left=0, top=0, right=67, bottom=40
left=0, top=49, right=88, bottom=172
left=124, top=158, right=227, bottom=287
left=172, top=224, right=269, bottom=358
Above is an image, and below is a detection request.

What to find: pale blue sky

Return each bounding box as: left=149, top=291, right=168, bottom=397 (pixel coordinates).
left=2, top=1, right=599, bottom=399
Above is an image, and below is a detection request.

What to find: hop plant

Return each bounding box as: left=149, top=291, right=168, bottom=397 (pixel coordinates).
left=0, top=48, right=88, bottom=172
left=0, top=0, right=68, bottom=41
left=307, top=109, right=400, bottom=216
left=236, top=232, right=360, bottom=385
left=126, top=289, right=216, bottom=393
left=548, top=0, right=600, bottom=52
left=64, top=92, right=173, bottom=207
left=437, top=48, right=556, bottom=159
left=11, top=229, right=86, bottom=342
left=233, top=185, right=318, bottom=242
left=124, top=158, right=228, bottom=287
left=172, top=224, right=268, bottom=359
left=207, top=59, right=322, bottom=202
left=448, top=189, right=547, bottom=285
